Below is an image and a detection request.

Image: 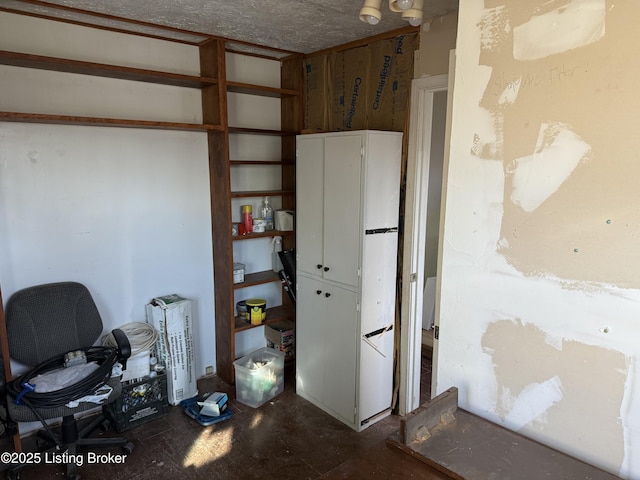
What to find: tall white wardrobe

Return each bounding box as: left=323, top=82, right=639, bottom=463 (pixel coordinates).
left=295, top=130, right=402, bottom=431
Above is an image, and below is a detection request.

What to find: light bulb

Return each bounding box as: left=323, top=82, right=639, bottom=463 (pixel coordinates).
left=396, top=0, right=413, bottom=10
left=401, top=0, right=423, bottom=26
left=359, top=1, right=382, bottom=25
left=364, top=14, right=380, bottom=25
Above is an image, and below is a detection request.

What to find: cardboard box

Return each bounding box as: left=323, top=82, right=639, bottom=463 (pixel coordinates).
left=265, top=320, right=295, bottom=346
left=265, top=320, right=295, bottom=361
left=145, top=294, right=197, bottom=405
left=266, top=340, right=295, bottom=361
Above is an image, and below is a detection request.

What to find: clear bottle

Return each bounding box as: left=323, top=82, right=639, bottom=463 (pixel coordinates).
left=262, top=196, right=274, bottom=231
left=272, top=236, right=283, bottom=272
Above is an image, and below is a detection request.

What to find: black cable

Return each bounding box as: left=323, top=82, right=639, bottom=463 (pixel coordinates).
left=6, top=346, right=119, bottom=447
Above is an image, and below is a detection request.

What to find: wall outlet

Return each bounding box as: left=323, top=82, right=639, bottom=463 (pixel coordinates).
left=205, top=365, right=214, bottom=376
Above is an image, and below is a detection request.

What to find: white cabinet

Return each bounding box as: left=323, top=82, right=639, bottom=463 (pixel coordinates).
left=295, top=130, right=402, bottom=431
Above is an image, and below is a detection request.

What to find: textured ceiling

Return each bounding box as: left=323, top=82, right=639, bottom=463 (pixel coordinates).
left=7, top=0, right=459, bottom=54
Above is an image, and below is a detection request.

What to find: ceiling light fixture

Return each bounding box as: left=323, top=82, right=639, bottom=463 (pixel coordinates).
left=389, top=0, right=413, bottom=12
left=359, top=0, right=383, bottom=25
left=401, top=0, right=424, bottom=26
left=360, top=0, right=423, bottom=26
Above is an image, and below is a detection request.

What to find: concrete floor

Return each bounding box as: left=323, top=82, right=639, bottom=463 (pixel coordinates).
left=1, top=353, right=445, bottom=480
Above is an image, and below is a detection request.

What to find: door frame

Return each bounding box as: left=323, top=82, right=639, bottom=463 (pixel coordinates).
left=398, top=73, right=449, bottom=415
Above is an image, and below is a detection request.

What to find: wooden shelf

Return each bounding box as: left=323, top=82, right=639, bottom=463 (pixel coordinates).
left=234, top=304, right=294, bottom=332
left=233, top=230, right=294, bottom=241
left=0, top=111, right=223, bottom=131
left=228, top=126, right=298, bottom=136
left=0, top=50, right=218, bottom=88
left=233, top=270, right=280, bottom=289
left=227, top=81, right=300, bottom=98
left=231, top=189, right=294, bottom=198
left=230, top=160, right=294, bottom=166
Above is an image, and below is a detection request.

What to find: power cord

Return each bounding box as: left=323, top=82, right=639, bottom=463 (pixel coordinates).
left=6, top=346, right=118, bottom=447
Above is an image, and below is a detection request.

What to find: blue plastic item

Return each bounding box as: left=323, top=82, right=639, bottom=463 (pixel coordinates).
left=180, top=394, right=233, bottom=426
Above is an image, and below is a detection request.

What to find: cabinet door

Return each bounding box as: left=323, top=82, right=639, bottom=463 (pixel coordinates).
left=296, top=274, right=327, bottom=404
left=296, top=275, right=357, bottom=426
left=322, top=281, right=358, bottom=425
left=323, top=134, right=362, bottom=287
left=296, top=137, right=325, bottom=278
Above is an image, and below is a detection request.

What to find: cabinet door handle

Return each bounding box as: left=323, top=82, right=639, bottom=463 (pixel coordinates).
left=317, top=264, right=323, bottom=269
left=325, top=292, right=331, bottom=298
left=316, top=290, right=322, bottom=295
left=323, top=266, right=330, bottom=272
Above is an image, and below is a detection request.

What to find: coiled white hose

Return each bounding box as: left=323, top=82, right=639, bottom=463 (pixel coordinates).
left=102, top=322, right=158, bottom=355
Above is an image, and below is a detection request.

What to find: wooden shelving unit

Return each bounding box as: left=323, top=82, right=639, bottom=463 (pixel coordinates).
left=204, top=38, right=303, bottom=384
left=1, top=22, right=302, bottom=386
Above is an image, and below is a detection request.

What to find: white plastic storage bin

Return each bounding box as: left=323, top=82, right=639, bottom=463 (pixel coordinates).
left=233, top=347, right=285, bottom=408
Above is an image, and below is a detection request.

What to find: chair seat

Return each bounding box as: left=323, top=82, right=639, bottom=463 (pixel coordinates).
left=8, top=375, right=122, bottom=422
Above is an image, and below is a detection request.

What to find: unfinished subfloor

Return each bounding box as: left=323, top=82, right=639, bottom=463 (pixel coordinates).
left=1, top=353, right=445, bottom=480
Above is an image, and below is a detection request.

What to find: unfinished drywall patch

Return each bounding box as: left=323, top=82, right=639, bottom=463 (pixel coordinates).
left=508, top=122, right=591, bottom=212
left=479, top=6, right=510, bottom=53
left=473, top=0, right=640, bottom=289
left=513, top=0, right=606, bottom=61
left=482, top=319, right=627, bottom=469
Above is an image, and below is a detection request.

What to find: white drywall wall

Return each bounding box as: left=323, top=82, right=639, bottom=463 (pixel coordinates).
left=438, top=2, right=640, bottom=477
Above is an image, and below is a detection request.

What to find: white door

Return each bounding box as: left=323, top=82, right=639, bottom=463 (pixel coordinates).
left=296, top=136, right=325, bottom=278
left=323, top=134, right=362, bottom=287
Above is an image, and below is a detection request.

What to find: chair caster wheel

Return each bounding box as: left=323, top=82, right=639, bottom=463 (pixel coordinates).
left=99, top=419, right=111, bottom=432
left=122, top=442, right=134, bottom=455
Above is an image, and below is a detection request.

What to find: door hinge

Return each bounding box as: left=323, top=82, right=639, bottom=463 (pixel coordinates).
left=409, top=273, right=417, bottom=282
left=434, top=325, right=440, bottom=340
left=356, top=302, right=360, bottom=312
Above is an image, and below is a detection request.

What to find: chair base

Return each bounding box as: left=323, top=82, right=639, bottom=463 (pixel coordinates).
left=3, top=412, right=133, bottom=480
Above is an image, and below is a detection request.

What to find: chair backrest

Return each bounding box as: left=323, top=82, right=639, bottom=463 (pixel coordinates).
left=5, top=282, right=103, bottom=366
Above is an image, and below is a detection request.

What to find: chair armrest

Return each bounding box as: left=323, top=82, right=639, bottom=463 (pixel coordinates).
left=111, top=328, right=131, bottom=369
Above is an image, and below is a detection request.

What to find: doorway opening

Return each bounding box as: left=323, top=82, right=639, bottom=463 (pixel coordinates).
left=398, top=74, right=449, bottom=415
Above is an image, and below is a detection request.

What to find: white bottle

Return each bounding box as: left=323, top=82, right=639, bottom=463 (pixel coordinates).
left=262, top=196, right=274, bottom=231
left=272, top=236, right=283, bottom=272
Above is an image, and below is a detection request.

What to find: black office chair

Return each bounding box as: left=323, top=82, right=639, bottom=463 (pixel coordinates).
left=0, top=282, right=133, bottom=480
